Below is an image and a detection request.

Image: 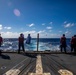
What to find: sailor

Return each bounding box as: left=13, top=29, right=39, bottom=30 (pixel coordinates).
left=18, top=33, right=25, bottom=54
left=60, top=34, right=67, bottom=53
left=0, top=34, right=3, bottom=55
left=26, top=34, right=31, bottom=44
left=70, top=36, right=74, bottom=52
left=73, top=35, right=76, bottom=53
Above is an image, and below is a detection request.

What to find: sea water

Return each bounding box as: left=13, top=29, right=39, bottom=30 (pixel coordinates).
left=0, top=38, right=71, bottom=52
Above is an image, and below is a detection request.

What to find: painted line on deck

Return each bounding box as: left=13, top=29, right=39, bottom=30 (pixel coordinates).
left=11, top=57, right=28, bottom=69
left=58, top=69, right=73, bottom=75
left=3, top=57, right=29, bottom=75
left=23, top=65, right=32, bottom=75
left=28, top=54, right=51, bottom=75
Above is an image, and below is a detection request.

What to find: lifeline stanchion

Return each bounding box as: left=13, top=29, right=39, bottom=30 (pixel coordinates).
left=37, top=33, right=39, bottom=52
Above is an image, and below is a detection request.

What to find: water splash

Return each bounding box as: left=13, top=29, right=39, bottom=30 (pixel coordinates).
left=0, top=39, right=71, bottom=52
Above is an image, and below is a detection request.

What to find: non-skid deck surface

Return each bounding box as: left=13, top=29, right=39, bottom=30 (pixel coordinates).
left=0, top=53, right=76, bottom=75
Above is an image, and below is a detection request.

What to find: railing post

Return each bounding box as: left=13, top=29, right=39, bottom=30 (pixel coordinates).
left=37, top=33, right=39, bottom=51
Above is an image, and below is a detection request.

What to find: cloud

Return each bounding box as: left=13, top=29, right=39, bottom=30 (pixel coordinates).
left=14, top=9, right=21, bottom=16
left=1, top=31, right=36, bottom=38
left=49, top=22, right=53, bottom=25
left=64, top=21, right=67, bottom=24
left=42, top=23, right=45, bottom=26
left=64, top=23, right=74, bottom=28
left=24, top=30, right=36, bottom=34
left=0, top=30, right=45, bottom=38
left=0, top=24, right=3, bottom=30
left=65, top=31, right=69, bottom=34
left=59, top=31, right=62, bottom=33
left=4, top=27, right=11, bottom=29
left=65, top=30, right=71, bottom=35
left=27, top=23, right=34, bottom=27
left=1, top=32, right=19, bottom=38
left=38, top=30, right=45, bottom=33
left=46, top=26, right=52, bottom=29
left=44, top=33, right=61, bottom=38
left=0, top=30, right=69, bottom=38
left=49, top=30, right=52, bottom=32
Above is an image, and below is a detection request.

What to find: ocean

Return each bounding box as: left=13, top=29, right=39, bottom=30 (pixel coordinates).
left=0, top=38, right=71, bottom=52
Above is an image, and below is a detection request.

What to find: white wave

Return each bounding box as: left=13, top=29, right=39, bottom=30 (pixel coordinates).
left=0, top=40, right=71, bottom=52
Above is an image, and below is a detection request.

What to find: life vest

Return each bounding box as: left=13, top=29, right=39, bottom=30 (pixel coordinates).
left=19, top=37, right=24, bottom=43
left=73, top=37, right=76, bottom=45
left=71, top=37, right=74, bottom=44
left=60, top=36, right=66, bottom=44
left=0, top=37, right=3, bottom=43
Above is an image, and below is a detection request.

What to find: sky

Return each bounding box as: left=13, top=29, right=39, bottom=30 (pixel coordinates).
left=0, top=0, right=76, bottom=38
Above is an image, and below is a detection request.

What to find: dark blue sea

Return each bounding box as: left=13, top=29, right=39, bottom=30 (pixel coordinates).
left=0, top=38, right=71, bottom=51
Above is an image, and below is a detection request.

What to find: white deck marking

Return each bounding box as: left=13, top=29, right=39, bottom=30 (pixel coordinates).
left=58, top=69, right=73, bottom=75
left=3, top=65, right=24, bottom=75
left=28, top=55, right=51, bottom=75
left=3, top=57, right=28, bottom=75
left=3, top=55, right=74, bottom=75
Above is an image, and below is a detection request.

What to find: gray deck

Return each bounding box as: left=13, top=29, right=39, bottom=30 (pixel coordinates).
left=0, top=52, right=76, bottom=75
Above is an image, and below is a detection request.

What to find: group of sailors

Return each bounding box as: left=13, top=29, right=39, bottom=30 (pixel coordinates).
left=18, top=33, right=31, bottom=54
left=0, top=33, right=31, bottom=55
left=0, top=33, right=76, bottom=55
left=60, top=34, right=76, bottom=53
